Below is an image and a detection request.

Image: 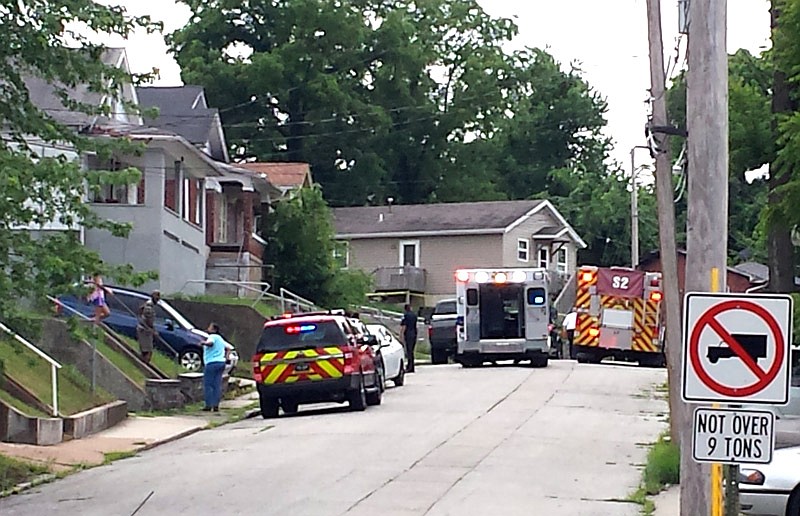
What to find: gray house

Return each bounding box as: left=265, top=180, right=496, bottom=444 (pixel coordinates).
left=333, top=200, right=587, bottom=305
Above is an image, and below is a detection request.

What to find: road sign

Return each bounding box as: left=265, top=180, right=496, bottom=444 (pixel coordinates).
left=682, top=293, right=793, bottom=404
left=692, top=407, right=775, bottom=465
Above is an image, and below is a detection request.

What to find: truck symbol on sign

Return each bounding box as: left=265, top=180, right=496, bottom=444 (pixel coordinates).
left=707, top=334, right=767, bottom=364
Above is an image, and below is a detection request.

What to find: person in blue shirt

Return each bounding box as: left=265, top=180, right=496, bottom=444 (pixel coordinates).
left=201, top=323, right=232, bottom=412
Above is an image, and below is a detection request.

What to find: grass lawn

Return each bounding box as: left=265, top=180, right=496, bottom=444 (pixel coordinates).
left=0, top=337, right=114, bottom=415
left=88, top=338, right=148, bottom=386
left=0, top=455, right=49, bottom=493
left=114, top=335, right=184, bottom=379
left=0, top=389, right=49, bottom=418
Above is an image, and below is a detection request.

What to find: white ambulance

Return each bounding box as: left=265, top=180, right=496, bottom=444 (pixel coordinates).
left=454, top=267, right=553, bottom=368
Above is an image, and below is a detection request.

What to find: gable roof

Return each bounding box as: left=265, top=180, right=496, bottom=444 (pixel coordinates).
left=638, top=250, right=768, bottom=283
left=239, top=162, right=312, bottom=189
left=333, top=200, right=586, bottom=247
left=135, top=86, right=228, bottom=162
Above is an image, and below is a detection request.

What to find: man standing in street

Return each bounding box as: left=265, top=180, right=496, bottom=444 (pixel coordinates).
left=400, top=304, right=418, bottom=373
left=136, top=291, right=160, bottom=364
left=562, top=308, right=578, bottom=360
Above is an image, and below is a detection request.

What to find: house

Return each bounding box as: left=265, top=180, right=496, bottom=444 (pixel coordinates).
left=136, top=86, right=283, bottom=296
left=733, top=261, right=800, bottom=289
left=332, top=200, right=587, bottom=305
left=23, top=50, right=243, bottom=296
left=638, top=250, right=768, bottom=295
left=239, top=162, right=313, bottom=197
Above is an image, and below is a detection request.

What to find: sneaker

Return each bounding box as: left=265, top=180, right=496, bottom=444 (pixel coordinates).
left=212, top=406, right=219, bottom=412
left=202, top=406, right=211, bottom=412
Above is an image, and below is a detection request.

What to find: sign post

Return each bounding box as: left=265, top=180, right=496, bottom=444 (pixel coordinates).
left=683, top=286, right=793, bottom=515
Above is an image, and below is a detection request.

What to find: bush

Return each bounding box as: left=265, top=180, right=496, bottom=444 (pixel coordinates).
left=643, top=434, right=680, bottom=495
left=321, top=270, right=373, bottom=309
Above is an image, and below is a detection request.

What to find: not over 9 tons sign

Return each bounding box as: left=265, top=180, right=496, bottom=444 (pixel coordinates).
left=692, top=408, right=775, bottom=465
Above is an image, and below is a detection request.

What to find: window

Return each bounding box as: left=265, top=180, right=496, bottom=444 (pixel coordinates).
left=183, top=177, right=203, bottom=226
left=399, top=240, right=420, bottom=267
left=538, top=247, right=550, bottom=268
left=165, top=161, right=181, bottom=213
left=556, top=248, right=568, bottom=273
left=91, top=160, right=144, bottom=205
left=517, top=239, right=529, bottom=262
left=466, top=289, right=478, bottom=306
left=333, top=241, right=349, bottom=269
left=215, top=194, right=228, bottom=243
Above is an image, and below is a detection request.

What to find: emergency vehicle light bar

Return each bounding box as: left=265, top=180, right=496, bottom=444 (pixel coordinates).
left=458, top=270, right=529, bottom=284
left=285, top=324, right=317, bottom=334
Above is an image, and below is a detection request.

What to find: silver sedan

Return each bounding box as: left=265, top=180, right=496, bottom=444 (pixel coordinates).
left=740, top=445, right=800, bottom=516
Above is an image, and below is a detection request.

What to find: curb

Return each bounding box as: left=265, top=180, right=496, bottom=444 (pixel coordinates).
left=1, top=473, right=59, bottom=499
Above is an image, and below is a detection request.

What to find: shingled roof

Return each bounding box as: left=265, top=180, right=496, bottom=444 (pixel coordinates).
left=334, top=200, right=551, bottom=237
left=239, top=162, right=312, bottom=190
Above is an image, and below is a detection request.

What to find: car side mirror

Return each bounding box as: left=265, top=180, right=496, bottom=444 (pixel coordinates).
left=164, top=318, right=175, bottom=331
left=362, top=334, right=378, bottom=346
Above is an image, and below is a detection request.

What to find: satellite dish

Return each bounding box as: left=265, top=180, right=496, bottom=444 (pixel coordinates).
left=792, top=225, right=800, bottom=247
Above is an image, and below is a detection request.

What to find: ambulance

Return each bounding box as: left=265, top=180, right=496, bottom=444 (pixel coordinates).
left=454, top=267, right=553, bottom=368
left=573, top=265, right=665, bottom=367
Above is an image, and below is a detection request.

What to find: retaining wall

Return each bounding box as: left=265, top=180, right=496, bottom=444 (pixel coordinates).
left=0, top=401, right=63, bottom=446
left=63, top=400, right=128, bottom=440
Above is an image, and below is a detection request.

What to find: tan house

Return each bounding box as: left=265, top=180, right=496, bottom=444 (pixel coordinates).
left=333, top=200, right=587, bottom=305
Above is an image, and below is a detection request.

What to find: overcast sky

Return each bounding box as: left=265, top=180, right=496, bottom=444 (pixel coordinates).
left=106, top=0, right=772, bottom=172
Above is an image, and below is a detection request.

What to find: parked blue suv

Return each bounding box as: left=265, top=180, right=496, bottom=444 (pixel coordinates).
left=56, top=286, right=238, bottom=372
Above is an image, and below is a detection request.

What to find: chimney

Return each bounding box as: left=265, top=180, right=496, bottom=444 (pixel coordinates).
left=387, top=196, right=394, bottom=214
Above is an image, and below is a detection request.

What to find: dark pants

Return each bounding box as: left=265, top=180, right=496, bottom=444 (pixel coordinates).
left=404, top=332, right=417, bottom=372
left=203, top=362, right=226, bottom=408
left=566, top=330, right=575, bottom=359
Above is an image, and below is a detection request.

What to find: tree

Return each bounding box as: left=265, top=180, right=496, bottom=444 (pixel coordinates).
left=0, top=1, right=157, bottom=323
left=262, top=187, right=369, bottom=307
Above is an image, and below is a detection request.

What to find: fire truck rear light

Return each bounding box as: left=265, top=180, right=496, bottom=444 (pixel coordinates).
left=456, top=270, right=470, bottom=282
left=589, top=328, right=600, bottom=337
left=581, top=272, right=594, bottom=283
left=649, top=291, right=663, bottom=302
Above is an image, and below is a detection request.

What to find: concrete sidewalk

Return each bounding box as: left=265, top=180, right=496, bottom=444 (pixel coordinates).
left=652, top=485, right=679, bottom=516
left=0, top=392, right=259, bottom=472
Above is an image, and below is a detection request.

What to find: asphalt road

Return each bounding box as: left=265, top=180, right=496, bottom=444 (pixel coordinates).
left=1, top=360, right=667, bottom=516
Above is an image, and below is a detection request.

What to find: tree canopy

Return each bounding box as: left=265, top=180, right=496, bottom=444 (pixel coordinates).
left=170, top=0, right=636, bottom=265
left=0, top=0, right=156, bottom=321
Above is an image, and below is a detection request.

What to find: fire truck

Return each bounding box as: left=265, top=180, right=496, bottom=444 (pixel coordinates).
left=573, top=265, right=665, bottom=367
left=454, top=267, right=553, bottom=368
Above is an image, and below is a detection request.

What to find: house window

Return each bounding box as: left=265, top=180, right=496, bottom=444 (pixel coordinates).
left=215, top=195, right=228, bottom=243
left=517, top=239, right=529, bottom=262
left=91, top=160, right=144, bottom=205
left=538, top=247, right=549, bottom=268
left=183, top=177, right=203, bottom=226
left=333, top=241, right=349, bottom=269
left=556, top=248, right=568, bottom=273
left=165, top=161, right=181, bottom=213
left=399, top=240, right=420, bottom=267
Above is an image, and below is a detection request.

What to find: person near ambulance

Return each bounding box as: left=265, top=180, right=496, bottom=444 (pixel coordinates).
left=562, top=309, right=578, bottom=359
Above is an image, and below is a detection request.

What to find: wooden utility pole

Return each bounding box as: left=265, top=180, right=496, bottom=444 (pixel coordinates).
left=685, top=0, right=729, bottom=514
left=644, top=0, right=683, bottom=452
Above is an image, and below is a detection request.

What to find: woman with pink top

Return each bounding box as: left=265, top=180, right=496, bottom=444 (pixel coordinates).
left=87, top=273, right=112, bottom=323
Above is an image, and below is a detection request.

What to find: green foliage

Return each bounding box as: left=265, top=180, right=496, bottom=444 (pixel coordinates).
left=667, top=49, right=773, bottom=261
left=171, top=0, right=623, bottom=264
left=0, top=454, right=49, bottom=493
left=0, top=1, right=160, bottom=322
left=262, top=187, right=369, bottom=306
left=643, top=434, right=680, bottom=495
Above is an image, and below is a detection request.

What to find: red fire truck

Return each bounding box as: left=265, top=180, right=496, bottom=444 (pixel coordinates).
left=573, top=265, right=665, bottom=367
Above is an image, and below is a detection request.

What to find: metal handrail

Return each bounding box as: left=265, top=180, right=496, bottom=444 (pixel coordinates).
left=277, top=287, right=318, bottom=312
left=0, top=321, right=62, bottom=416
left=179, top=279, right=273, bottom=308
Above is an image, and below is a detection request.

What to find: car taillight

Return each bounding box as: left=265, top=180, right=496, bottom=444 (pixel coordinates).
left=343, top=346, right=359, bottom=375
left=252, top=355, right=263, bottom=382
left=427, top=325, right=432, bottom=338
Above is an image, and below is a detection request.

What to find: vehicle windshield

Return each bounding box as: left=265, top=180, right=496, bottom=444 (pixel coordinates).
left=257, top=321, right=347, bottom=352
left=435, top=301, right=457, bottom=315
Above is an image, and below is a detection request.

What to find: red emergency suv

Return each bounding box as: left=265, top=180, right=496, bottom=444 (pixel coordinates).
left=252, top=312, right=383, bottom=418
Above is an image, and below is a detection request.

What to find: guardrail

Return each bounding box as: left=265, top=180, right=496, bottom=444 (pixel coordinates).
left=0, top=321, right=61, bottom=416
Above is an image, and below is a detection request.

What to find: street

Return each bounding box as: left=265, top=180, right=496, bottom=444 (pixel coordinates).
left=0, top=361, right=667, bottom=516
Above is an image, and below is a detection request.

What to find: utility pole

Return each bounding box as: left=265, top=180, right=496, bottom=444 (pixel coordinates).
left=685, top=0, right=729, bottom=515
left=644, top=0, right=684, bottom=462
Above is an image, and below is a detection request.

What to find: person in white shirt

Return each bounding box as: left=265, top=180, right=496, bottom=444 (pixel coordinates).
left=562, top=309, right=578, bottom=359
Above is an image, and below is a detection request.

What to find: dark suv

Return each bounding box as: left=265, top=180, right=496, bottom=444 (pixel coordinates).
left=253, top=313, right=383, bottom=418
left=56, top=286, right=238, bottom=372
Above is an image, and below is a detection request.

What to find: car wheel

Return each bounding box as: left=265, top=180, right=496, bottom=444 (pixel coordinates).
left=180, top=348, right=203, bottom=371
left=281, top=398, right=299, bottom=415
left=393, top=361, right=406, bottom=387
left=366, top=372, right=382, bottom=406
left=431, top=348, right=448, bottom=365
left=348, top=377, right=367, bottom=411
left=787, top=486, right=800, bottom=516
left=377, top=359, right=386, bottom=393
left=260, top=396, right=279, bottom=419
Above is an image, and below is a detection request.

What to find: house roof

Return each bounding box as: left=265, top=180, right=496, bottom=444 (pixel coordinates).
left=239, top=162, right=312, bottom=189
left=333, top=200, right=587, bottom=247
left=135, top=86, right=228, bottom=162
left=733, top=261, right=800, bottom=286
left=24, top=48, right=135, bottom=128
left=638, top=250, right=767, bottom=283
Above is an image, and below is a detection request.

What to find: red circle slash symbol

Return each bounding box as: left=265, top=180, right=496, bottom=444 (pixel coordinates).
left=689, top=300, right=785, bottom=398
